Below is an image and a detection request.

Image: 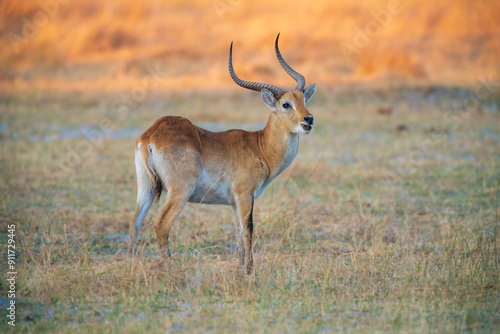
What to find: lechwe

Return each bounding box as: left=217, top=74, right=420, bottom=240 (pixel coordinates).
left=129, top=34, right=316, bottom=274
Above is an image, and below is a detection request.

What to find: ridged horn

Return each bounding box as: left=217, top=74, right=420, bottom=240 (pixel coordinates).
left=275, top=33, right=305, bottom=91
left=229, top=41, right=287, bottom=99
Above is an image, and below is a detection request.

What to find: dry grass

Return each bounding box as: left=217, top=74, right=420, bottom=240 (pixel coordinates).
left=0, top=85, right=499, bottom=332
left=1, top=0, right=499, bottom=93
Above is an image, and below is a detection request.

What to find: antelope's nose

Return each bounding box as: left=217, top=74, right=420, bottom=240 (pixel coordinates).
left=304, top=116, right=314, bottom=125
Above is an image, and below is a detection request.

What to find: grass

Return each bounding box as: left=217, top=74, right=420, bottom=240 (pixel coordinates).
left=0, top=86, right=499, bottom=333
left=2, top=0, right=500, bottom=92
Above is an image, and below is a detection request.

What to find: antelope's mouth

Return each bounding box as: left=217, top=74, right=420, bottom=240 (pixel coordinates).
left=301, top=123, right=313, bottom=132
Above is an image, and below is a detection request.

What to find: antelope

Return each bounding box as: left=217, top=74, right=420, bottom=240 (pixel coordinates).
left=128, top=34, right=316, bottom=274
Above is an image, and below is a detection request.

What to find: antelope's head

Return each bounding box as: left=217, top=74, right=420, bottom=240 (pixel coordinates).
left=229, top=34, right=316, bottom=134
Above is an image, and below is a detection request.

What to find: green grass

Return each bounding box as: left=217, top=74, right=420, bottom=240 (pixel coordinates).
left=0, top=87, right=499, bottom=333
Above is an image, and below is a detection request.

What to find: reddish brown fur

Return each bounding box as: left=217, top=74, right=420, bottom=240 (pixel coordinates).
left=128, top=40, right=316, bottom=274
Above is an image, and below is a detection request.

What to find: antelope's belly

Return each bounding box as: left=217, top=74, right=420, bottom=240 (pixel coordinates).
left=188, top=169, right=232, bottom=205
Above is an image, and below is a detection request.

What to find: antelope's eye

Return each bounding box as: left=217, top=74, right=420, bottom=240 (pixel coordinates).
left=282, top=103, right=290, bottom=109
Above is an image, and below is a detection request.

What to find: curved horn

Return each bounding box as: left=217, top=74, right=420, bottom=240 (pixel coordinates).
left=229, top=41, right=287, bottom=99
left=275, top=33, right=306, bottom=91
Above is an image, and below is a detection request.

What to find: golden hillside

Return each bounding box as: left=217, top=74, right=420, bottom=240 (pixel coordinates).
left=1, top=0, right=499, bottom=92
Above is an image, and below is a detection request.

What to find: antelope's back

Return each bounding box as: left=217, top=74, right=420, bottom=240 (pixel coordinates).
left=137, top=116, right=203, bottom=153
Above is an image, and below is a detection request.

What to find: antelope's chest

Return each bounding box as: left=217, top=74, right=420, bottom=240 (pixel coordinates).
left=254, top=135, right=299, bottom=198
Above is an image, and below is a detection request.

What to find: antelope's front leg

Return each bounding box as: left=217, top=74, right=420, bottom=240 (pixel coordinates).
left=231, top=209, right=246, bottom=267
left=234, top=195, right=255, bottom=274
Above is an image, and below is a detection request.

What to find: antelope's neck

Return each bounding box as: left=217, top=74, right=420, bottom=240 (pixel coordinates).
left=259, top=114, right=299, bottom=179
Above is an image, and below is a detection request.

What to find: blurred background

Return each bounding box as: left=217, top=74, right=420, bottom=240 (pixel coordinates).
left=1, top=0, right=499, bottom=94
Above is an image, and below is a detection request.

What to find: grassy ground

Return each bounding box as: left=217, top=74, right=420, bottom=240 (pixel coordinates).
left=0, top=86, right=499, bottom=333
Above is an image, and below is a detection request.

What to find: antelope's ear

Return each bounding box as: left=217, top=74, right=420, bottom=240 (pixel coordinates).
left=261, top=89, right=278, bottom=111
left=304, top=84, right=316, bottom=103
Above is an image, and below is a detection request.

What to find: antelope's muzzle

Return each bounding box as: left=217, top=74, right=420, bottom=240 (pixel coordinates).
left=301, top=115, right=314, bottom=132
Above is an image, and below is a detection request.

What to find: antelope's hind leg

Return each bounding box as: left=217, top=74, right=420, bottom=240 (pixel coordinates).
left=153, top=188, right=191, bottom=257
left=129, top=149, right=156, bottom=256
left=153, top=150, right=202, bottom=257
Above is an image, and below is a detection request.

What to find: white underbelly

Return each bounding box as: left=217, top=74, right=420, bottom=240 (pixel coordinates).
left=188, top=169, right=232, bottom=205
